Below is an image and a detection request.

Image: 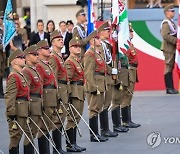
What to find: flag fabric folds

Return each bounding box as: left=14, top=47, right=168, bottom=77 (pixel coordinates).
left=112, top=0, right=130, bottom=54
left=3, top=0, right=16, bottom=51
left=87, top=0, right=96, bottom=35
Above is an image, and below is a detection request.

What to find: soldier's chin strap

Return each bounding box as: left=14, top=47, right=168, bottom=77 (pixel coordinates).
left=69, top=104, right=100, bottom=142
left=14, top=120, right=40, bottom=154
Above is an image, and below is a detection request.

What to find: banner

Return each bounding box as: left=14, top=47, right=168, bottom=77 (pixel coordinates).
left=3, top=0, right=16, bottom=51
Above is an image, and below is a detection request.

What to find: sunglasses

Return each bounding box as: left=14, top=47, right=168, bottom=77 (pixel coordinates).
left=16, top=55, right=25, bottom=59
left=71, top=45, right=81, bottom=48
left=169, top=10, right=175, bottom=12
left=95, top=36, right=100, bottom=39
left=41, top=47, right=49, bottom=50
left=29, top=52, right=39, bottom=56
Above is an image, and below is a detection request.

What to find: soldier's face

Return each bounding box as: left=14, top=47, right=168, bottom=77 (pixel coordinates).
left=166, top=10, right=175, bottom=18
left=53, top=38, right=64, bottom=49
left=95, top=36, right=101, bottom=47
left=79, top=14, right=87, bottom=23
left=41, top=48, right=50, bottom=57
left=102, top=30, right=110, bottom=39
left=70, top=45, right=81, bottom=55
left=17, top=57, right=25, bottom=67
left=30, top=53, right=39, bottom=64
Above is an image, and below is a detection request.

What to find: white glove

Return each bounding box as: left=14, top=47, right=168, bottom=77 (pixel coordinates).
left=112, top=68, right=118, bottom=75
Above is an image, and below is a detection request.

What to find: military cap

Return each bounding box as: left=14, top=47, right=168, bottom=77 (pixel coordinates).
left=13, top=13, right=19, bottom=20
left=129, top=23, right=133, bottom=32
left=76, top=9, right=86, bottom=18
left=24, top=45, right=38, bottom=56
left=98, top=21, right=110, bottom=33
left=9, top=49, right=24, bottom=64
left=69, top=37, right=82, bottom=47
left=86, top=30, right=98, bottom=42
left=36, top=40, right=49, bottom=51
left=164, top=4, right=174, bottom=13
left=50, top=30, right=63, bottom=42
left=0, top=11, right=3, bottom=19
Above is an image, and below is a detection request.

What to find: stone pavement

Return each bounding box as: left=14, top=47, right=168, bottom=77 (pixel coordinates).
left=0, top=90, right=180, bottom=154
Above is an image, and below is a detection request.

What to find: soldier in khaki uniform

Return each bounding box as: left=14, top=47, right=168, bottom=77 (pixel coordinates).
left=73, top=9, right=88, bottom=57
left=0, top=11, right=5, bottom=98
left=36, top=40, right=61, bottom=154
left=98, top=22, right=118, bottom=137
left=121, top=24, right=141, bottom=128
left=49, top=30, right=69, bottom=154
left=161, top=4, right=178, bottom=94
left=84, top=30, right=108, bottom=142
left=22, top=45, right=44, bottom=153
left=65, top=37, right=86, bottom=152
left=110, top=48, right=130, bottom=132
left=5, top=49, right=32, bottom=154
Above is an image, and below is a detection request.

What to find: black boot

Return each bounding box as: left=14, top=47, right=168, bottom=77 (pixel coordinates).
left=165, top=73, right=178, bottom=94
left=122, top=106, right=138, bottom=128
left=24, top=143, right=34, bottom=154
left=111, top=107, right=129, bottom=133
left=169, top=72, right=178, bottom=94
left=0, top=77, right=4, bottom=98
left=73, top=127, right=86, bottom=151
left=9, top=145, right=19, bottom=154
left=89, top=115, right=108, bottom=142
left=38, top=135, right=50, bottom=154
left=66, top=128, right=81, bottom=152
left=128, top=106, right=141, bottom=128
left=52, top=128, right=68, bottom=154
left=100, top=109, right=118, bottom=137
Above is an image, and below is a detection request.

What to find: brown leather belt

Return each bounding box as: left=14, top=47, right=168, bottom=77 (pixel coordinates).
left=58, top=80, right=68, bottom=85
left=16, top=97, right=28, bottom=101
left=94, top=72, right=105, bottom=76
left=129, top=63, right=138, bottom=67
left=43, top=84, right=56, bottom=89
left=70, top=81, right=83, bottom=86
left=30, top=93, right=41, bottom=98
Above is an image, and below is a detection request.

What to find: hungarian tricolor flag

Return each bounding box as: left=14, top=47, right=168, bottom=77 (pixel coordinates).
left=112, top=0, right=130, bottom=55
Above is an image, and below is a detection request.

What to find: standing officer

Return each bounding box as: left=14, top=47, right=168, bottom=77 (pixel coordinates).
left=36, top=40, right=62, bottom=154
left=73, top=9, right=88, bottom=57
left=0, top=11, right=5, bottom=98
left=98, top=21, right=118, bottom=137
left=22, top=45, right=43, bottom=153
left=84, top=30, right=108, bottom=142
left=161, top=4, right=178, bottom=94
left=49, top=30, right=69, bottom=154
left=121, top=23, right=141, bottom=128
left=65, top=37, right=86, bottom=152
left=5, top=49, right=31, bottom=153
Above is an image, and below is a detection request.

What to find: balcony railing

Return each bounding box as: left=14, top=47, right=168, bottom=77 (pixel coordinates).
left=128, top=0, right=178, bottom=9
